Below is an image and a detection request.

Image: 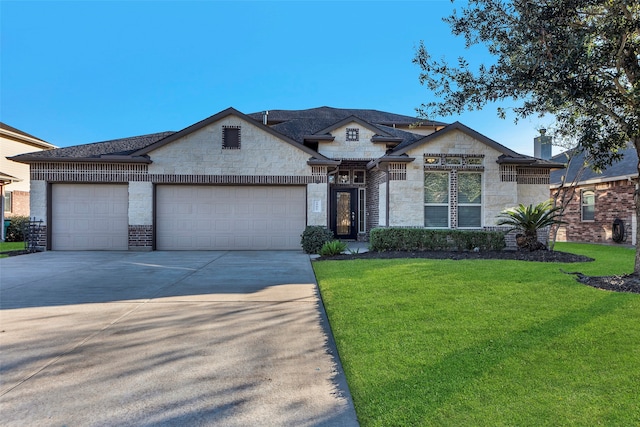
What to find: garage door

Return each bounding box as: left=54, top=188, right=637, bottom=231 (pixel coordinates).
left=156, top=185, right=306, bottom=250
left=51, top=184, right=129, bottom=250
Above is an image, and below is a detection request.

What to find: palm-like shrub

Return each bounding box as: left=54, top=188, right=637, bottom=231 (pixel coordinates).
left=496, top=201, right=566, bottom=251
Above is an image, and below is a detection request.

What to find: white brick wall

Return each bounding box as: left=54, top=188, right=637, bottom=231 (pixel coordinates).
left=148, top=116, right=313, bottom=176
left=306, top=183, right=328, bottom=226
left=318, top=123, right=387, bottom=159
left=29, top=180, right=47, bottom=224
left=401, top=129, right=550, bottom=227
left=128, top=181, right=153, bottom=225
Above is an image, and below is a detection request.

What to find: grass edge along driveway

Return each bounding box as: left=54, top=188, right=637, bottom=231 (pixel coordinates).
left=313, top=243, right=640, bottom=427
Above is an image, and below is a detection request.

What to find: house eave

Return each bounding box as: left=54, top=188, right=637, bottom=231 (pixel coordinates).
left=367, top=156, right=416, bottom=170
left=550, top=173, right=639, bottom=189
left=307, top=158, right=341, bottom=166
left=9, top=155, right=152, bottom=164
left=303, top=135, right=335, bottom=142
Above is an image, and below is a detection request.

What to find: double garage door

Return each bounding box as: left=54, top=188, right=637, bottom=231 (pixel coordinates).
left=50, top=184, right=306, bottom=250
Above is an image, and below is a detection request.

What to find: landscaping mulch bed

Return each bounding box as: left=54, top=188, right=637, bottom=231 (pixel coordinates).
left=315, top=249, right=640, bottom=294
left=573, top=273, right=640, bottom=294
left=315, top=249, right=593, bottom=263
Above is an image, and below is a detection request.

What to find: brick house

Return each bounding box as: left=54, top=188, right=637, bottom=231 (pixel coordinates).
left=550, top=144, right=637, bottom=245
left=10, top=107, right=561, bottom=251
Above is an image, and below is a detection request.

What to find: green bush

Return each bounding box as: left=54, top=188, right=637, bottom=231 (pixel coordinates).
left=5, top=216, right=30, bottom=243
left=369, top=227, right=505, bottom=252
left=319, top=240, right=348, bottom=257
left=301, top=226, right=335, bottom=254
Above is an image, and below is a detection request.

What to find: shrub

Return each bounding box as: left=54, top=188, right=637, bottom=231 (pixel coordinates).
left=5, top=216, right=30, bottom=243
left=369, top=227, right=505, bottom=252
left=319, top=240, right=348, bottom=257
left=497, top=200, right=565, bottom=251
left=301, top=226, right=335, bottom=254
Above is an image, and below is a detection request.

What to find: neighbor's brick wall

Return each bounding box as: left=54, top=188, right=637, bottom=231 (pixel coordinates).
left=5, top=190, right=30, bottom=217
left=551, top=180, right=635, bottom=244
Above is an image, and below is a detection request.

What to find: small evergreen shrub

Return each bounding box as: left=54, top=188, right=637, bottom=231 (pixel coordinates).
left=301, top=226, right=335, bottom=254
left=319, top=240, right=348, bottom=257
left=5, top=216, right=30, bottom=243
left=369, top=227, right=505, bottom=252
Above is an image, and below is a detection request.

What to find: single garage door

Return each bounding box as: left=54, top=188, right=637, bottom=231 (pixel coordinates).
left=156, top=185, right=306, bottom=250
left=51, top=184, right=129, bottom=250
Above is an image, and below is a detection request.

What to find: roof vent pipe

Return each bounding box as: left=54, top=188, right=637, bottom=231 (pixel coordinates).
left=263, top=110, right=269, bottom=125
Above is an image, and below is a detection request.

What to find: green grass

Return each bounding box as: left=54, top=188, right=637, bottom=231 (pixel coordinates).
left=314, top=243, right=640, bottom=426
left=0, top=241, right=25, bottom=252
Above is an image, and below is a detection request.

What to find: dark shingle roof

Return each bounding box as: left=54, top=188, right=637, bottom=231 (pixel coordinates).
left=247, top=107, right=444, bottom=147
left=10, top=131, right=175, bottom=162
left=248, top=106, right=447, bottom=127
left=550, top=143, right=638, bottom=185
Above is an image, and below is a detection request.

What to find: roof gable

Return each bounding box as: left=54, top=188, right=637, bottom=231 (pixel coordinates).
left=134, top=107, right=328, bottom=159
left=392, top=121, right=563, bottom=168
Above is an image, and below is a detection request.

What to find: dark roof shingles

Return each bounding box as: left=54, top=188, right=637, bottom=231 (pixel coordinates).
left=12, top=131, right=175, bottom=160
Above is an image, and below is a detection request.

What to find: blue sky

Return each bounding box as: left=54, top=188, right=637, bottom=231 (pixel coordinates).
left=1, top=0, right=553, bottom=155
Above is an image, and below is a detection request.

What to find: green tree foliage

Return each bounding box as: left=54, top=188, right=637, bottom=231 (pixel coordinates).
left=414, top=0, right=640, bottom=264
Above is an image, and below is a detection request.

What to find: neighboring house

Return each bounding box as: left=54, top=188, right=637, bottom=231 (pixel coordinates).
left=1, top=123, right=56, bottom=241
left=10, top=107, right=561, bottom=251
left=550, top=144, right=637, bottom=245
left=1, top=122, right=56, bottom=217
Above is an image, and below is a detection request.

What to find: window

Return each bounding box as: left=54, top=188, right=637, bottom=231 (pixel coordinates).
left=3, top=191, right=12, bottom=213
left=222, top=126, right=241, bottom=149
left=581, top=190, right=595, bottom=221
left=424, top=156, right=441, bottom=166
left=458, top=173, right=482, bottom=227
left=337, top=170, right=351, bottom=184
left=353, top=170, right=366, bottom=184
left=359, top=188, right=366, bottom=233
left=346, top=128, right=359, bottom=141
left=424, top=172, right=449, bottom=227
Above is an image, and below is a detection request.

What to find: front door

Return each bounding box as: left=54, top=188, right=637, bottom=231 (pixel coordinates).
left=331, top=188, right=357, bottom=239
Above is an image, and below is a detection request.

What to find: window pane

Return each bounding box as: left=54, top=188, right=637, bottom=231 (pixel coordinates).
left=582, top=205, right=595, bottom=221
left=424, top=206, right=448, bottom=227
left=458, top=173, right=482, bottom=204
left=458, top=206, right=481, bottom=227
left=424, top=172, right=449, bottom=203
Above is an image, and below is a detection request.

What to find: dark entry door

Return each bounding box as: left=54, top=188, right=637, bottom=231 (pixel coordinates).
left=331, top=189, right=358, bottom=239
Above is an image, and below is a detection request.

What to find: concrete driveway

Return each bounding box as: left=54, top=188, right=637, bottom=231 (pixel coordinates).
left=0, top=251, right=358, bottom=426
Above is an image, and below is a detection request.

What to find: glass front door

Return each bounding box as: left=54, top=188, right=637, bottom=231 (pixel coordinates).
left=331, top=189, right=357, bottom=239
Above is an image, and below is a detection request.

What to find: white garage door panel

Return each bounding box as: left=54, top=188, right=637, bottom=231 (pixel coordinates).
left=156, top=185, right=306, bottom=250
left=52, top=184, right=129, bottom=250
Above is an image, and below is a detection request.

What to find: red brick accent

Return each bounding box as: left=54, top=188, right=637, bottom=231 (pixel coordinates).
left=551, top=180, right=634, bottom=244
left=5, top=190, right=30, bottom=217
left=128, top=225, right=153, bottom=249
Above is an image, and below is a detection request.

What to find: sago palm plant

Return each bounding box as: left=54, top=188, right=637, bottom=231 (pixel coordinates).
left=496, top=201, right=566, bottom=250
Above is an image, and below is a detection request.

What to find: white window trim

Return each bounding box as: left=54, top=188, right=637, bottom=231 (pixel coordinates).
left=581, top=189, right=595, bottom=222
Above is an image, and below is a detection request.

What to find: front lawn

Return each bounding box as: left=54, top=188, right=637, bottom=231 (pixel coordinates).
left=314, top=243, right=640, bottom=426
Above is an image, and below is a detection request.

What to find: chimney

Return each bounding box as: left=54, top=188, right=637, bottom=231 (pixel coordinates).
left=534, top=128, right=552, bottom=160
left=262, top=110, right=269, bottom=125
